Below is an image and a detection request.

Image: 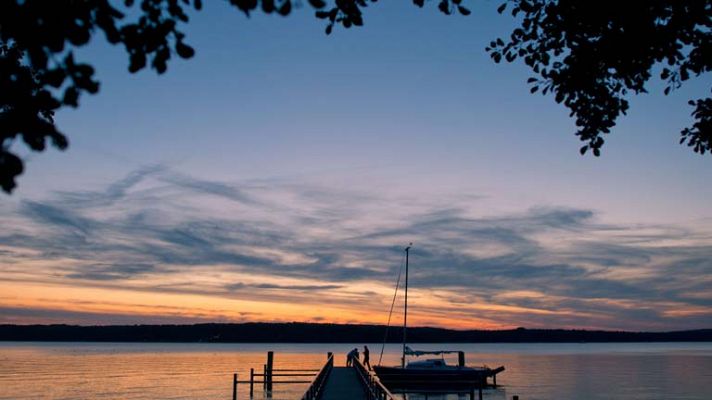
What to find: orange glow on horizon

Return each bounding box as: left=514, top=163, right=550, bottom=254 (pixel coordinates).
left=0, top=278, right=529, bottom=329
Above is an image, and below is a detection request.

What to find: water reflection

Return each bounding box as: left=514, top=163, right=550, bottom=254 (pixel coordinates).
left=0, top=342, right=710, bottom=400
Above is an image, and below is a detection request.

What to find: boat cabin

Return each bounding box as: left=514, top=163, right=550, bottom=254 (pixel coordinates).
left=407, top=358, right=451, bottom=369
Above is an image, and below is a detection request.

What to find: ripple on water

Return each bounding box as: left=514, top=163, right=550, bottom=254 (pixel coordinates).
left=0, top=342, right=711, bottom=400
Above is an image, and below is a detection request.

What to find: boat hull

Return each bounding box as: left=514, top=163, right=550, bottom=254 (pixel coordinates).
left=373, top=365, right=504, bottom=391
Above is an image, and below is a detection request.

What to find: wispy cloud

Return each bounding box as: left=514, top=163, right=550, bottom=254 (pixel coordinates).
left=225, top=282, right=344, bottom=291
left=64, top=263, right=157, bottom=281
left=0, top=166, right=710, bottom=330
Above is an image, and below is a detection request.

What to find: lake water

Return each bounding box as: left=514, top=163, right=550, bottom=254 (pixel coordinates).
left=0, top=342, right=711, bottom=400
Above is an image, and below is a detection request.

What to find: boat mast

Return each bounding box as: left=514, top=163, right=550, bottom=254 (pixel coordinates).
left=402, top=243, right=411, bottom=368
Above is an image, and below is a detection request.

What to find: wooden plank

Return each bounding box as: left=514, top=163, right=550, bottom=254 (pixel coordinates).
left=236, top=380, right=312, bottom=384
left=272, top=369, right=320, bottom=372
left=319, top=367, right=366, bottom=400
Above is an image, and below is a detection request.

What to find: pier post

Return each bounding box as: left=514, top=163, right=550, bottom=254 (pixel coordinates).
left=513, top=396, right=519, bottom=400
left=478, top=386, right=483, bottom=400
left=263, top=365, right=267, bottom=390
left=469, top=387, right=475, bottom=400
left=369, top=375, right=374, bottom=400
left=493, top=374, right=497, bottom=387
left=232, top=373, right=237, bottom=400
left=458, top=351, right=465, bottom=367
left=249, top=368, right=254, bottom=397
left=266, top=351, right=274, bottom=392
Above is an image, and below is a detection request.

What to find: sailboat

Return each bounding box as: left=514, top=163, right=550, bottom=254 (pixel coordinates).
left=372, top=245, right=505, bottom=391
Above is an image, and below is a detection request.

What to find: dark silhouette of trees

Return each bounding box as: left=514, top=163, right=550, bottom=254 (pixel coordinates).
left=487, top=0, right=711, bottom=157
left=1, top=0, right=709, bottom=194
left=1, top=323, right=711, bottom=342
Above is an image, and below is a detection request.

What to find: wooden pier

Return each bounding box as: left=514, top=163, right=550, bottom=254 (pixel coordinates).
left=233, top=352, right=511, bottom=400
left=302, top=355, right=393, bottom=400
left=318, top=367, right=366, bottom=400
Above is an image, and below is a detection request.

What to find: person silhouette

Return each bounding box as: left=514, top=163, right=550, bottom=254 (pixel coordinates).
left=363, top=345, right=371, bottom=370
left=346, top=348, right=358, bottom=366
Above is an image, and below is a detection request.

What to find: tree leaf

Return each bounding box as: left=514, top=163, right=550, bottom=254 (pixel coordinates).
left=175, top=42, right=195, bottom=59
left=278, top=0, right=291, bottom=16
left=309, top=0, right=327, bottom=8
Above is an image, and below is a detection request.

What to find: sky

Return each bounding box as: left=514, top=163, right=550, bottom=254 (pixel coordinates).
left=1, top=1, right=711, bottom=331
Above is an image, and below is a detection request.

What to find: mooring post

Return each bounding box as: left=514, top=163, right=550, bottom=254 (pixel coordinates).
left=478, top=385, right=483, bottom=400
left=458, top=351, right=466, bottom=367
left=469, top=387, right=475, bottom=400
left=263, top=365, right=267, bottom=390
left=266, top=351, right=274, bottom=392
left=232, top=373, right=237, bottom=400
left=493, top=374, right=497, bottom=387
left=249, top=368, right=254, bottom=397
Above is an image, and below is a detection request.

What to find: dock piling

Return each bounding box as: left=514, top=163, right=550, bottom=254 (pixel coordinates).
left=232, top=373, right=237, bottom=400
left=266, top=351, right=274, bottom=392
left=249, top=368, right=254, bottom=397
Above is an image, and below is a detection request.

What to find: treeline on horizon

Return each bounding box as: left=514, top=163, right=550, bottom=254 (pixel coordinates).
left=1, top=323, right=710, bottom=343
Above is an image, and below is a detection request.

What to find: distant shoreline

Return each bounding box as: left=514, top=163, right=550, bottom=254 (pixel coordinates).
left=1, top=322, right=710, bottom=343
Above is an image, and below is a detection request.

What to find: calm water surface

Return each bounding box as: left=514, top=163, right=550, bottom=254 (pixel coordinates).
left=0, top=342, right=710, bottom=400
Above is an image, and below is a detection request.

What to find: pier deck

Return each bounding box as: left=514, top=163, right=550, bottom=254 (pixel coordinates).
left=319, top=367, right=367, bottom=400
left=236, top=352, right=493, bottom=400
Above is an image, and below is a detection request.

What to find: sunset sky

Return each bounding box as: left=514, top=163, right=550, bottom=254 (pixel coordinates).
left=1, top=1, right=711, bottom=331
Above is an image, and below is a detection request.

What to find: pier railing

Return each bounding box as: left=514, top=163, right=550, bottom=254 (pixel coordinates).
left=232, top=351, right=321, bottom=400
left=352, top=358, right=396, bottom=400
left=300, top=353, right=334, bottom=400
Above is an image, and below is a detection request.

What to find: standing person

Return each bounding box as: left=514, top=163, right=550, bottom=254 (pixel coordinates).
left=362, top=345, right=371, bottom=370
